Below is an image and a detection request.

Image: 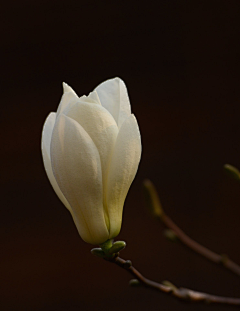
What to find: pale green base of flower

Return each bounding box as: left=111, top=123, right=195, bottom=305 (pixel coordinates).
left=91, top=239, right=126, bottom=259
left=100, top=239, right=114, bottom=253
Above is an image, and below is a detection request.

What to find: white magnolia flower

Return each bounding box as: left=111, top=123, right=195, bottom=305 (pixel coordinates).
left=41, top=77, right=141, bottom=245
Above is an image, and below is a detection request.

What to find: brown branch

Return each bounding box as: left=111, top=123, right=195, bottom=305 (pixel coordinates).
left=108, top=256, right=240, bottom=306
left=143, top=179, right=240, bottom=277
left=161, top=213, right=240, bottom=277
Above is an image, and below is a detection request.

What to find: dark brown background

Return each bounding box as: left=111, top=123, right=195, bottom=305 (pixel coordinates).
left=1, top=1, right=240, bottom=310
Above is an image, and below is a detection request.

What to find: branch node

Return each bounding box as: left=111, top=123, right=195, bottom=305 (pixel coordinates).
left=123, top=260, right=132, bottom=268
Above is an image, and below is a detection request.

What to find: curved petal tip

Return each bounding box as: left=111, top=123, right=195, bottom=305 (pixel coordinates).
left=62, top=82, right=77, bottom=95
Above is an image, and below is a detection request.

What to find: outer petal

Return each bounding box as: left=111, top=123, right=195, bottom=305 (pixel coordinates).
left=56, top=83, right=79, bottom=118
left=65, top=102, right=119, bottom=230
left=41, top=112, right=72, bottom=212
left=94, top=77, right=131, bottom=128
left=106, top=114, right=141, bottom=238
left=50, top=114, right=109, bottom=245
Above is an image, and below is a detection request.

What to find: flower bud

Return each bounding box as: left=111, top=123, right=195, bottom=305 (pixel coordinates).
left=41, top=78, right=141, bottom=245
left=129, top=279, right=141, bottom=287
left=223, top=164, right=240, bottom=180
left=91, top=248, right=106, bottom=258
left=164, top=229, right=178, bottom=242
left=143, top=179, right=164, bottom=218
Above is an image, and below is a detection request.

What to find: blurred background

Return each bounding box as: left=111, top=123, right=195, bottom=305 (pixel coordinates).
left=1, top=1, right=240, bottom=310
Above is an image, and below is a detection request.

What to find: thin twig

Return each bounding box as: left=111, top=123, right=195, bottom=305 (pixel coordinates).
left=108, top=256, right=240, bottom=306
left=143, top=179, right=240, bottom=277
left=161, top=213, right=240, bottom=277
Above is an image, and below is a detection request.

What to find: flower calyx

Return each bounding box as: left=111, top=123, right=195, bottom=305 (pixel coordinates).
left=91, top=239, right=126, bottom=260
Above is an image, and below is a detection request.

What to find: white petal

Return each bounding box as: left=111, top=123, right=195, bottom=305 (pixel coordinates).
left=106, top=114, right=141, bottom=238
left=42, top=112, right=56, bottom=159
left=61, top=91, right=102, bottom=117
left=81, top=91, right=101, bottom=105
left=50, top=114, right=110, bottom=245
left=66, top=101, right=118, bottom=175
left=117, top=78, right=132, bottom=128
left=94, top=77, right=131, bottom=128
left=41, top=112, right=72, bottom=212
left=66, top=102, right=119, bottom=226
left=56, top=83, right=79, bottom=118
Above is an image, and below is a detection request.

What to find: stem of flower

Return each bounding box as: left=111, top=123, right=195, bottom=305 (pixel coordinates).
left=100, top=239, right=113, bottom=254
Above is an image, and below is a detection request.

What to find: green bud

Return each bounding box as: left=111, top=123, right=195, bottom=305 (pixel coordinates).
left=220, top=253, right=229, bottom=265
left=109, top=241, right=126, bottom=254
left=91, top=248, right=106, bottom=258
left=143, top=179, right=164, bottom=218
left=129, top=279, right=141, bottom=287
left=223, top=164, right=240, bottom=180
left=162, top=280, right=177, bottom=291
left=164, top=229, right=178, bottom=242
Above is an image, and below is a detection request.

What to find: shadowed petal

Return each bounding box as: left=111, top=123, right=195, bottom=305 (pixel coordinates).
left=41, top=112, right=72, bottom=211
left=50, top=114, right=110, bottom=244
left=106, top=114, right=141, bottom=238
